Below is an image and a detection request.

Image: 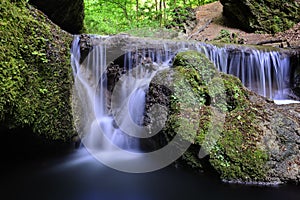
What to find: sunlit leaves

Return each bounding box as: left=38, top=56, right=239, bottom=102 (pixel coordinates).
left=84, top=0, right=218, bottom=34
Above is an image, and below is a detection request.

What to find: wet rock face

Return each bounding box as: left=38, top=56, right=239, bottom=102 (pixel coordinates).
left=294, top=74, right=300, bottom=98
left=290, top=53, right=300, bottom=99
left=251, top=95, right=300, bottom=184
left=29, top=0, right=84, bottom=34
left=220, top=0, right=300, bottom=33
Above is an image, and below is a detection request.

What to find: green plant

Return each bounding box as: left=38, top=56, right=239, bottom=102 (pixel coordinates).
left=213, top=29, right=244, bottom=44
left=84, top=0, right=218, bottom=35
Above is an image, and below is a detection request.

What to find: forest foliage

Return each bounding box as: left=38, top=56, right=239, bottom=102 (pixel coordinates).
left=84, top=0, right=217, bottom=34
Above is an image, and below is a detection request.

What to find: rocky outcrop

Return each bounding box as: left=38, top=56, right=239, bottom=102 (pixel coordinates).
left=148, top=51, right=300, bottom=184
left=220, top=0, right=300, bottom=33
left=0, top=0, right=75, bottom=141
left=249, top=93, right=300, bottom=184
left=29, top=0, right=84, bottom=34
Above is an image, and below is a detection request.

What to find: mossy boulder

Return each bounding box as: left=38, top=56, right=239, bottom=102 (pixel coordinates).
left=0, top=0, right=75, bottom=141
left=148, top=50, right=300, bottom=184
left=220, top=0, right=300, bottom=33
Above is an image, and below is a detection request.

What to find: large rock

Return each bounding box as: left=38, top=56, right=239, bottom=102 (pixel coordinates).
left=29, top=0, right=84, bottom=34
left=249, top=93, right=300, bottom=184
left=220, top=0, right=300, bottom=33
left=0, top=0, right=75, bottom=141
left=148, top=51, right=300, bottom=184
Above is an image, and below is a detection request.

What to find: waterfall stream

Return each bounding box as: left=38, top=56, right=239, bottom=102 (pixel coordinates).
left=200, top=45, right=291, bottom=99
left=71, top=35, right=296, bottom=170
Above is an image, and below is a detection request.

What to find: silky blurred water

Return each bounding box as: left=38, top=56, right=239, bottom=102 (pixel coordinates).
left=1, top=145, right=300, bottom=200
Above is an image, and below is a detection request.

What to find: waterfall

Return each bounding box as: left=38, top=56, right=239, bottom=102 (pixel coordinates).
left=198, top=45, right=291, bottom=99
left=71, top=35, right=173, bottom=152
left=70, top=35, right=296, bottom=172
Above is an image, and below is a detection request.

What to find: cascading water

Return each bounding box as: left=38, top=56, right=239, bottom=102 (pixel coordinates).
left=199, top=45, right=291, bottom=99
left=71, top=35, right=297, bottom=169
left=71, top=35, right=173, bottom=154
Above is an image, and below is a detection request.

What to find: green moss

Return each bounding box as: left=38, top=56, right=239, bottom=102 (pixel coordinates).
left=221, top=0, right=300, bottom=33
left=167, top=50, right=269, bottom=182
left=209, top=107, right=269, bottom=181
left=248, top=0, right=299, bottom=33
left=173, top=51, right=217, bottom=86
left=0, top=0, right=74, bottom=140
left=221, top=74, right=249, bottom=111
left=212, top=29, right=241, bottom=44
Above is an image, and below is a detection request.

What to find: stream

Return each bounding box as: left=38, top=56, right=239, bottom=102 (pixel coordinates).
left=1, top=144, right=300, bottom=200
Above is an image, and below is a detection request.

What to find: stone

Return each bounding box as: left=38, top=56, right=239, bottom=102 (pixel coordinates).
left=220, top=0, right=300, bottom=33
left=148, top=50, right=300, bottom=184
left=290, top=53, right=300, bottom=99
left=0, top=0, right=75, bottom=141
left=29, top=0, right=84, bottom=34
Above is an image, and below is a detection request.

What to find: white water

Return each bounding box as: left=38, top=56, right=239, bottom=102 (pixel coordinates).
left=71, top=36, right=172, bottom=154
left=273, top=100, right=300, bottom=105
left=196, top=45, right=291, bottom=100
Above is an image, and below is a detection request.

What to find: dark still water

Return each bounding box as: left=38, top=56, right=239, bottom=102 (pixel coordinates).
left=1, top=144, right=300, bottom=200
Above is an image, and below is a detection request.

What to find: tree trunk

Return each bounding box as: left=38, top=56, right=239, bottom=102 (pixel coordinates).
left=136, top=0, right=139, bottom=20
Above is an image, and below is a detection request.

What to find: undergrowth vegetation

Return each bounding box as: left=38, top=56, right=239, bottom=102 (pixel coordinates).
left=84, top=0, right=218, bottom=35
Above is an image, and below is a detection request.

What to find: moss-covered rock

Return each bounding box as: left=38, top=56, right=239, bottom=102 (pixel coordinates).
left=168, top=51, right=269, bottom=181
left=220, top=0, right=300, bottom=33
left=148, top=50, right=300, bottom=184
left=0, top=0, right=75, bottom=141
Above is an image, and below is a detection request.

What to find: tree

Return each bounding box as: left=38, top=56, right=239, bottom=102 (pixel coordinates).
left=84, top=0, right=218, bottom=34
